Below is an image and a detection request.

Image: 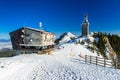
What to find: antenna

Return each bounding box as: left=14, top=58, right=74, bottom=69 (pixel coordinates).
left=84, top=14, right=88, bottom=23
left=39, top=22, right=42, bottom=30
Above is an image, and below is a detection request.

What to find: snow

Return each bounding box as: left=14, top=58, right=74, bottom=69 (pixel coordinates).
left=105, top=47, right=111, bottom=59
left=0, top=42, right=12, bottom=50
left=59, top=32, right=76, bottom=43
left=55, top=43, right=98, bottom=57
left=0, top=43, right=120, bottom=80
left=0, top=32, right=119, bottom=80
left=78, top=35, right=95, bottom=43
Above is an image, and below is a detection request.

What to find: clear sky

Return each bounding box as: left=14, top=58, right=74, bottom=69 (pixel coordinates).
left=0, top=0, right=120, bottom=39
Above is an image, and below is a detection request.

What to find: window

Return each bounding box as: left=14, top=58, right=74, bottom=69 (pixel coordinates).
left=26, top=34, right=30, bottom=37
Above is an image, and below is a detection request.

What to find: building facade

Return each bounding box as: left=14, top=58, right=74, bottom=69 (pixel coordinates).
left=9, top=27, right=55, bottom=51
left=81, top=15, right=89, bottom=36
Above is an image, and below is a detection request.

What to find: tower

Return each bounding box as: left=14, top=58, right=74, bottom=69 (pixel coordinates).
left=81, top=15, right=89, bottom=36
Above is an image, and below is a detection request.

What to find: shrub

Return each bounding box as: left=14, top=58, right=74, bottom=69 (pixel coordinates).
left=80, top=40, right=85, bottom=45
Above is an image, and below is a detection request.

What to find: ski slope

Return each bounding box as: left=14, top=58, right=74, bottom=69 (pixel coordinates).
left=0, top=47, right=120, bottom=80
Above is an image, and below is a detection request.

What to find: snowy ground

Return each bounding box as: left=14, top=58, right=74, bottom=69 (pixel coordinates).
left=0, top=43, right=120, bottom=80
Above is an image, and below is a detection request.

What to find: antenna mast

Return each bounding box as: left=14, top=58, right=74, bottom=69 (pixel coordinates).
left=39, top=22, right=42, bottom=30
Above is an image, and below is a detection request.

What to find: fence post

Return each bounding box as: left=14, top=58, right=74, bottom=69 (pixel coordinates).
left=85, top=55, right=87, bottom=63
left=79, top=54, right=81, bottom=61
left=115, top=59, right=117, bottom=69
left=112, top=59, right=115, bottom=69
left=96, top=57, right=97, bottom=65
left=90, top=56, right=91, bottom=64
left=104, top=58, right=106, bottom=67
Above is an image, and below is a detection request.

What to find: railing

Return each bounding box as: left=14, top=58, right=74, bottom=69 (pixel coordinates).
left=79, top=55, right=115, bottom=68
left=113, top=58, right=120, bottom=69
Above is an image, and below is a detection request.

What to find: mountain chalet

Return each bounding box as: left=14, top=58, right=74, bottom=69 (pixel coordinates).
left=9, top=27, right=55, bottom=55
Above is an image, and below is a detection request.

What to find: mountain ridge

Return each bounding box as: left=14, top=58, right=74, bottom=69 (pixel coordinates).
left=56, top=32, right=120, bottom=60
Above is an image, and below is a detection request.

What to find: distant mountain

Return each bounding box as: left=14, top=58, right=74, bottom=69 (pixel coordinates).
left=55, top=32, right=76, bottom=44
left=0, top=39, right=10, bottom=42
left=0, top=48, right=12, bottom=52
left=0, top=41, right=12, bottom=51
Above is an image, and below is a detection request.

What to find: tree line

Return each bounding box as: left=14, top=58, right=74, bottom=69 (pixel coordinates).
left=93, top=32, right=120, bottom=58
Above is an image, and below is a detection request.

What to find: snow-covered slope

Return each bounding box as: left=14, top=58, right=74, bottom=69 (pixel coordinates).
left=56, top=32, right=101, bottom=57
left=57, top=32, right=95, bottom=45
left=55, top=43, right=98, bottom=57
left=75, top=34, right=95, bottom=44
left=0, top=32, right=119, bottom=80
left=0, top=53, right=120, bottom=80
left=58, top=32, right=76, bottom=44
left=0, top=42, right=12, bottom=50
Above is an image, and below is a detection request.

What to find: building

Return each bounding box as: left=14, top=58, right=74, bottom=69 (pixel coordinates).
left=9, top=27, right=55, bottom=54
left=81, top=15, right=89, bottom=36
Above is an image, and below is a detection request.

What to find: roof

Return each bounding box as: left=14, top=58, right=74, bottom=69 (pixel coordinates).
left=25, top=27, right=44, bottom=32
left=9, top=26, right=54, bottom=35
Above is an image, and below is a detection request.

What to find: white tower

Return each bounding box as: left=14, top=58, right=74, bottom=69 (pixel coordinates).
left=81, top=15, right=89, bottom=36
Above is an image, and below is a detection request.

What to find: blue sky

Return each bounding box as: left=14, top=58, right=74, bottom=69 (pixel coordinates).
left=0, top=0, right=120, bottom=39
